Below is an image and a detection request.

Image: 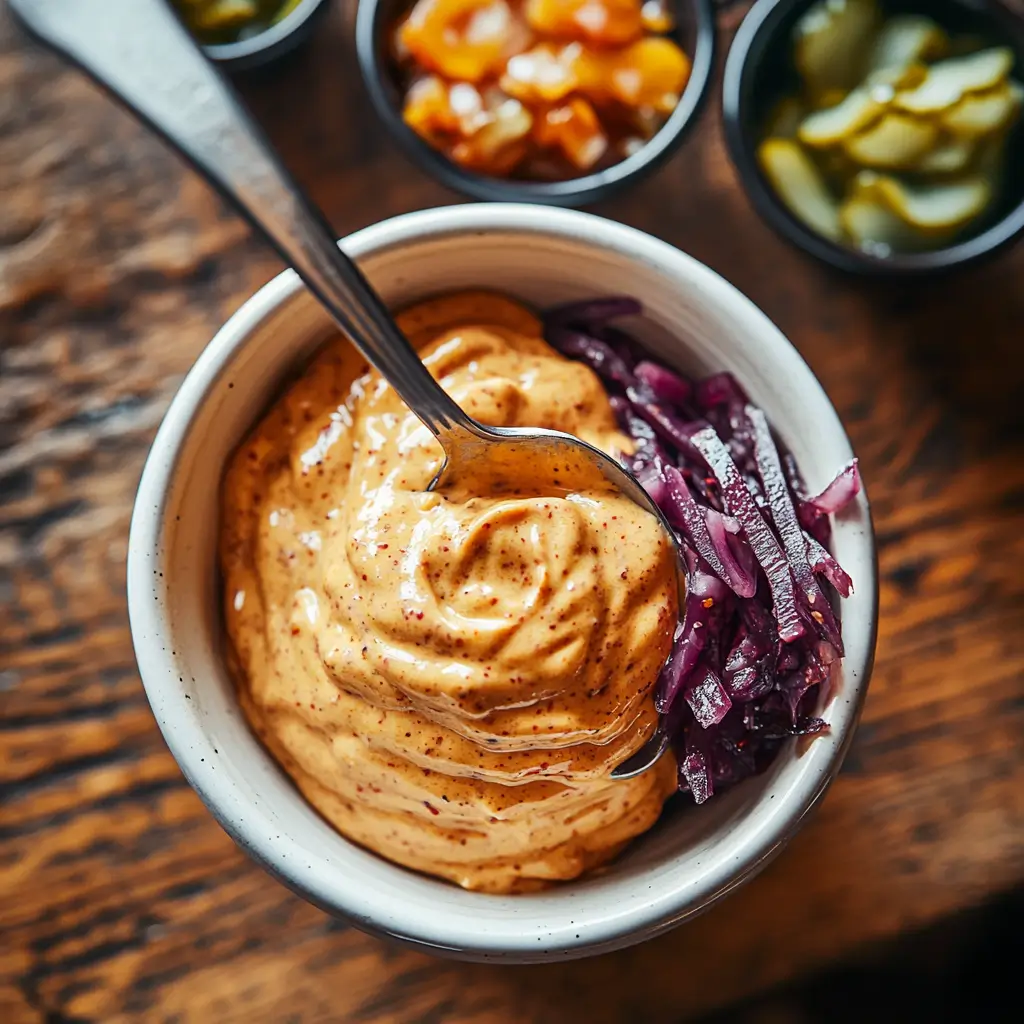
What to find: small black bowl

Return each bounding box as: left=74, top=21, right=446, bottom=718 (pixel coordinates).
left=201, top=0, right=331, bottom=73
left=356, top=0, right=716, bottom=206
left=723, top=0, right=1024, bottom=275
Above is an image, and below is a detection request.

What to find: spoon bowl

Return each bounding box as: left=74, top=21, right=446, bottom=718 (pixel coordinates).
left=431, top=422, right=667, bottom=519
left=430, top=421, right=682, bottom=781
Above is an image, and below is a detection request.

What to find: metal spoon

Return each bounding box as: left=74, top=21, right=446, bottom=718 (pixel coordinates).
left=10, top=0, right=675, bottom=779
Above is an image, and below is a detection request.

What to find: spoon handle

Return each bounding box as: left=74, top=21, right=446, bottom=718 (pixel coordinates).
left=10, top=0, right=480, bottom=440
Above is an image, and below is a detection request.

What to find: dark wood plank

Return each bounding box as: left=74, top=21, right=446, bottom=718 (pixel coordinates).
left=2, top=2, right=1023, bottom=1021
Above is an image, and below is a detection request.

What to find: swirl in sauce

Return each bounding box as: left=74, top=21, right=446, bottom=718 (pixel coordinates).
left=221, top=291, right=678, bottom=892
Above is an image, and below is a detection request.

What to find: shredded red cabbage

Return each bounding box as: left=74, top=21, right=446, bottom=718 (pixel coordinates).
left=806, top=459, right=862, bottom=515
left=546, top=327, right=635, bottom=388
left=543, top=297, right=861, bottom=804
left=635, top=361, right=692, bottom=407
left=663, top=466, right=757, bottom=598
left=804, top=531, right=854, bottom=598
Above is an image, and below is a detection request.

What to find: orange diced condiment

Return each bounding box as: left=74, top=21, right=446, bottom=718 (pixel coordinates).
left=525, top=0, right=643, bottom=46
left=573, top=36, right=690, bottom=112
left=534, top=97, right=608, bottom=170
left=403, top=75, right=460, bottom=138
left=613, top=37, right=690, bottom=112
left=400, top=0, right=528, bottom=83
left=639, top=0, right=673, bottom=34
left=450, top=89, right=534, bottom=172
left=500, top=43, right=580, bottom=104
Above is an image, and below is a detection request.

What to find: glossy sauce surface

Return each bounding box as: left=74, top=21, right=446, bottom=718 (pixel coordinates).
left=221, top=291, right=678, bottom=891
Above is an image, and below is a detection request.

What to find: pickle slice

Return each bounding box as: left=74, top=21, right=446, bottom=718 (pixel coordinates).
left=940, top=81, right=1023, bottom=138
left=866, top=16, right=949, bottom=73
left=843, top=113, right=940, bottom=169
left=758, top=138, right=842, bottom=240
left=873, top=175, right=992, bottom=233
left=912, top=136, right=977, bottom=174
left=839, top=193, right=934, bottom=253
left=798, top=88, right=887, bottom=147
left=867, top=61, right=928, bottom=91
left=794, top=0, right=880, bottom=97
left=894, top=48, right=1015, bottom=115
left=192, top=0, right=260, bottom=33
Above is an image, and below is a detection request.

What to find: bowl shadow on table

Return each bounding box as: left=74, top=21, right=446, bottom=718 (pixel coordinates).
left=694, top=885, right=1024, bottom=1024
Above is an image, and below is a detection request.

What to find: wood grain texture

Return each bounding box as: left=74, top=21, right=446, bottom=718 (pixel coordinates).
left=2, top=1, right=1022, bottom=1021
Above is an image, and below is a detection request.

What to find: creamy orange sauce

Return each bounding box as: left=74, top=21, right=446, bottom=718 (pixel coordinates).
left=221, top=291, right=678, bottom=892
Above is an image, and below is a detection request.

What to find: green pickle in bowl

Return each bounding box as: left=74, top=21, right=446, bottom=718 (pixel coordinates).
left=756, top=0, right=1022, bottom=256
left=173, top=0, right=302, bottom=46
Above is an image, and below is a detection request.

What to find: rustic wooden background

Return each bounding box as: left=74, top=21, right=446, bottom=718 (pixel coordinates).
left=2, top=1, right=1023, bottom=1021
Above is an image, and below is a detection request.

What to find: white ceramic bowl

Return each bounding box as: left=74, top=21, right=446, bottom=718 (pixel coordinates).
left=128, top=204, right=877, bottom=963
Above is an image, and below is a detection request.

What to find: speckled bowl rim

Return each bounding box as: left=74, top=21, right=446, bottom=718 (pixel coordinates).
left=127, top=204, right=877, bottom=961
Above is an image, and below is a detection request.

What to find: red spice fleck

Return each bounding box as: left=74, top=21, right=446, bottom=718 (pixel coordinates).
left=424, top=802, right=439, bottom=816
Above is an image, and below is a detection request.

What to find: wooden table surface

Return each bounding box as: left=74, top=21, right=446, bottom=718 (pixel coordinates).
left=2, top=2, right=1023, bottom=1021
